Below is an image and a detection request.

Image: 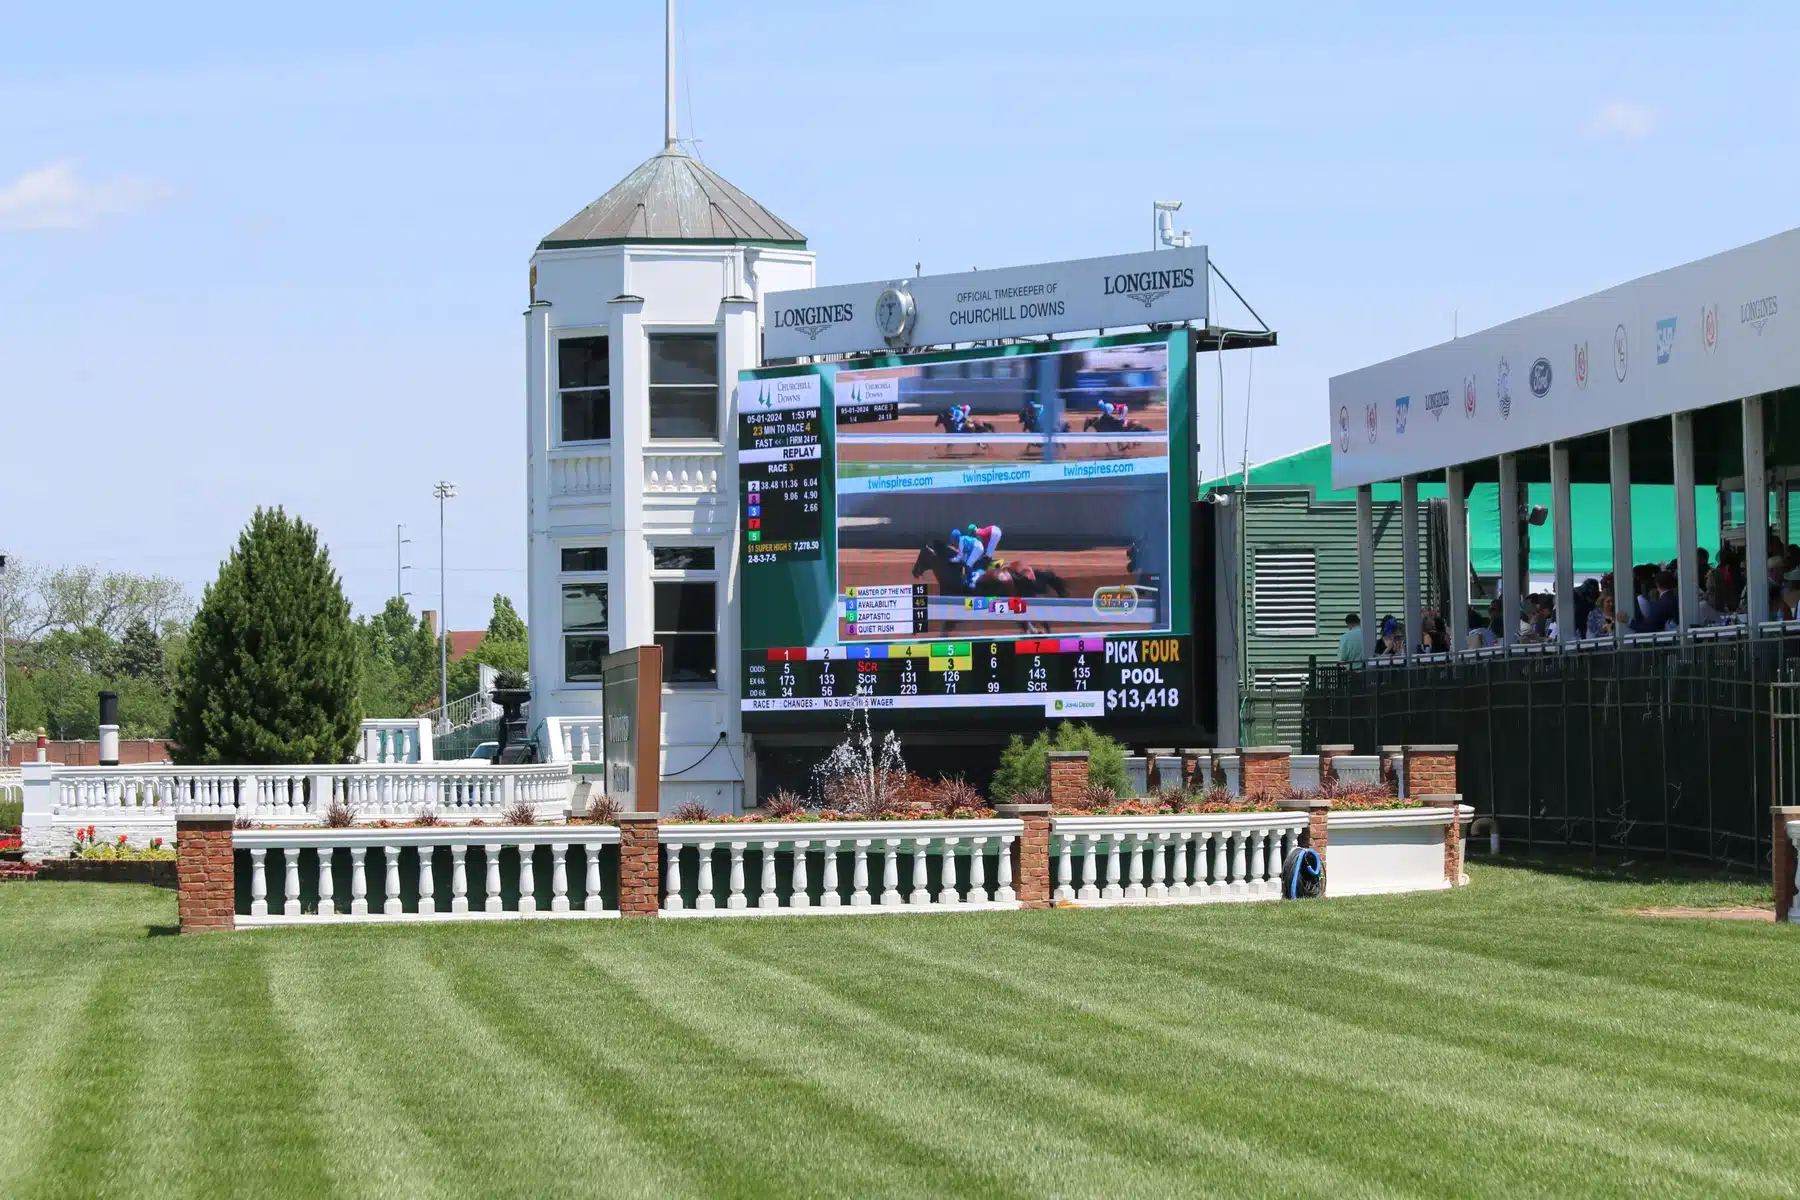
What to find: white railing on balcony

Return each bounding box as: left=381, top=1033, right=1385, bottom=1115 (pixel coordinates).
left=1050, top=812, right=1307, bottom=905
left=643, top=453, right=720, bottom=494
left=358, top=718, right=434, bottom=763
left=550, top=452, right=612, bottom=499
left=541, top=716, right=605, bottom=764
left=47, top=762, right=573, bottom=821
left=656, top=818, right=1024, bottom=915
left=233, top=826, right=620, bottom=925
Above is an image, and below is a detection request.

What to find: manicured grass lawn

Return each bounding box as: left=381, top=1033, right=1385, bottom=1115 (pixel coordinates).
left=0, top=859, right=1793, bottom=1197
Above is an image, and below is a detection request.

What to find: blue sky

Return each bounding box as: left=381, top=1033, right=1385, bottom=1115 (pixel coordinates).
left=3, top=0, right=1796, bottom=628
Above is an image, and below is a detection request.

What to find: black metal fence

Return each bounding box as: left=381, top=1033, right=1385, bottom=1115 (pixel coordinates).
left=1304, top=634, right=1800, bottom=874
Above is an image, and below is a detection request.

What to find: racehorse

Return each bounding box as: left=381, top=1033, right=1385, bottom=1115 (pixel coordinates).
left=911, top=540, right=1068, bottom=634
left=935, top=410, right=997, bottom=435
left=1082, top=413, right=1152, bottom=434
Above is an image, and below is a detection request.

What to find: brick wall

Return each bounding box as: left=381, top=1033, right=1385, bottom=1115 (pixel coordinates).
left=1403, top=746, right=1458, bottom=797
left=1317, top=744, right=1354, bottom=783
left=1420, top=796, right=1464, bottom=885
left=998, top=803, right=1051, bottom=908
left=1774, top=807, right=1800, bottom=922
left=616, top=812, right=661, bottom=916
left=175, top=814, right=236, bottom=933
left=1047, top=751, right=1088, bottom=808
left=1240, top=748, right=1290, bottom=798
left=9, top=739, right=172, bottom=767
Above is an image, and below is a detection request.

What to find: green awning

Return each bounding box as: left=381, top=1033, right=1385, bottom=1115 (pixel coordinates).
left=1204, top=443, right=1723, bottom=577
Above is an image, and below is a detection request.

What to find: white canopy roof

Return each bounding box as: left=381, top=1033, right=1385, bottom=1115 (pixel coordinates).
left=1328, top=227, right=1800, bottom=489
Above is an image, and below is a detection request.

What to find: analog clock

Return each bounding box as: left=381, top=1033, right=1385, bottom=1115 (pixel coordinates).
left=875, top=287, right=915, bottom=345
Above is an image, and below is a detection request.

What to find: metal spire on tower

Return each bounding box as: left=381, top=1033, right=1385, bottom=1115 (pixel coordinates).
left=665, top=0, right=678, bottom=151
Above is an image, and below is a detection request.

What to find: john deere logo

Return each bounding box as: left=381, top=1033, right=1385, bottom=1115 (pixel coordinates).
left=1054, top=699, right=1065, bottom=712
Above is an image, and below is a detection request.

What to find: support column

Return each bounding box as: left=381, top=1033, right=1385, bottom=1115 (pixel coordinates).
left=1745, top=395, right=1770, bottom=631
left=1609, top=427, right=1633, bottom=641
left=1673, top=412, right=1698, bottom=637
left=1497, top=454, right=1522, bottom=647
left=1401, top=475, right=1420, bottom=661
left=175, top=813, right=237, bottom=934
left=1551, top=443, right=1575, bottom=643
left=1446, top=467, right=1469, bottom=656
left=1356, top=485, right=1378, bottom=658
left=995, top=803, right=1051, bottom=909
left=616, top=811, right=661, bottom=917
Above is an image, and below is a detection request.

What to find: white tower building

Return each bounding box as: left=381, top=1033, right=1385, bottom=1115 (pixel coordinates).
left=523, top=31, right=815, bottom=812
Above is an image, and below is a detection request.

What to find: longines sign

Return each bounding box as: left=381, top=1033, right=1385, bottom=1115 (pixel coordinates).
left=763, top=246, right=1209, bottom=360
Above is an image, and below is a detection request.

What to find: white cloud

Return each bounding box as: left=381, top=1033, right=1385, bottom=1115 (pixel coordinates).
left=1584, top=101, right=1657, bottom=141
left=0, top=160, right=172, bottom=231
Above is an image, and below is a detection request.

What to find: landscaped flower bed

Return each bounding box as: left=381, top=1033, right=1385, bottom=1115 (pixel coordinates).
left=69, top=826, right=175, bottom=861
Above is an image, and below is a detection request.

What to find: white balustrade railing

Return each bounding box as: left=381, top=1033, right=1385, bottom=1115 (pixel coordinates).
left=1217, top=755, right=1242, bottom=795
left=358, top=718, right=434, bottom=763
left=656, top=818, right=1024, bottom=915
left=550, top=452, right=612, bottom=499
left=643, top=453, right=720, bottom=494
left=1331, top=756, right=1382, bottom=787
left=233, top=826, right=620, bottom=925
left=1050, top=812, right=1307, bottom=905
left=48, top=762, right=573, bottom=821
left=541, top=716, right=605, bottom=764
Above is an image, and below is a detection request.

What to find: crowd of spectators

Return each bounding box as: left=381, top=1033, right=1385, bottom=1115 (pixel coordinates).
left=1337, top=531, right=1800, bottom=660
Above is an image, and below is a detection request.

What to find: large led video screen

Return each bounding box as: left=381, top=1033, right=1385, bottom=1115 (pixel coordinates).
left=738, top=328, right=1193, bottom=730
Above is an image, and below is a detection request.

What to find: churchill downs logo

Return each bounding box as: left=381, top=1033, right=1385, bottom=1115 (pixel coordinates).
left=769, top=301, right=854, bottom=340
left=1103, top=266, right=1196, bottom=308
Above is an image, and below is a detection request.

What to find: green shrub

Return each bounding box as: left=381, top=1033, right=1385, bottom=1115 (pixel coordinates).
left=0, top=798, right=21, bottom=830
left=990, top=723, right=1128, bottom=800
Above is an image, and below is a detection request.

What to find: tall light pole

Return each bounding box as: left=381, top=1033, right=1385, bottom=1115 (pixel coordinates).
left=0, top=553, right=9, bottom=765
left=432, top=482, right=456, bottom=728
left=395, top=524, right=412, bottom=601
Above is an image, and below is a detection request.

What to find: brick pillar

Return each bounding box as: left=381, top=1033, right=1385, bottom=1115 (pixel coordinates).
left=1317, top=744, right=1354, bottom=783
left=616, top=811, right=661, bottom=917
left=1420, top=795, right=1466, bottom=885
left=1047, top=750, right=1088, bottom=809
left=1379, top=745, right=1406, bottom=794
left=1239, top=747, right=1291, bottom=798
left=1774, top=807, right=1800, bottom=923
left=996, top=803, right=1051, bottom=908
left=1145, top=748, right=1174, bottom=793
left=175, top=813, right=236, bottom=934
left=1404, top=745, right=1459, bottom=798
left=1276, top=797, right=1332, bottom=895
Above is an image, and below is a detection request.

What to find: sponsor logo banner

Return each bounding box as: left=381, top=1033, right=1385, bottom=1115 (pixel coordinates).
left=764, top=246, right=1209, bottom=359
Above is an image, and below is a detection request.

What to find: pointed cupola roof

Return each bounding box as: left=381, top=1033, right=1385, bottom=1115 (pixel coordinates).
left=538, top=146, right=806, bottom=250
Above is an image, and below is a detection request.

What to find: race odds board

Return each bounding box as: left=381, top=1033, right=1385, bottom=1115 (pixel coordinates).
left=742, top=635, right=1190, bottom=720
left=739, top=374, right=823, bottom=565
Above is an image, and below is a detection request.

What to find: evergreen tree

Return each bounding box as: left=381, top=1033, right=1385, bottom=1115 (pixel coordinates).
left=171, top=508, right=361, bottom=764
left=117, top=617, right=165, bottom=682
left=485, top=593, right=527, bottom=643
